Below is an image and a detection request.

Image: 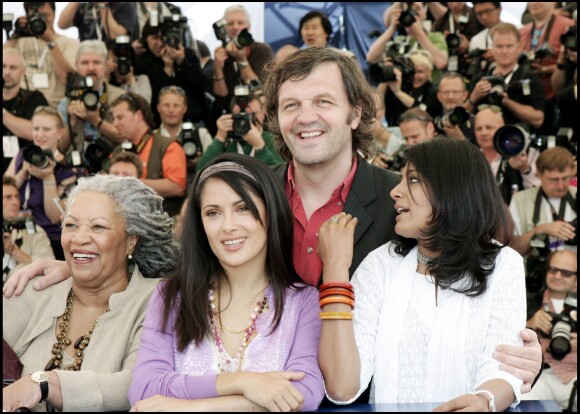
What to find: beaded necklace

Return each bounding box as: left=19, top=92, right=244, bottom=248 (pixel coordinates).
left=45, top=288, right=110, bottom=371
left=208, top=287, right=267, bottom=373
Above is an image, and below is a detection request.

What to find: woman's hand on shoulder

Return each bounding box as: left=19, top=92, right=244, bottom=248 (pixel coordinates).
left=3, top=259, right=71, bottom=298
left=239, top=371, right=305, bottom=412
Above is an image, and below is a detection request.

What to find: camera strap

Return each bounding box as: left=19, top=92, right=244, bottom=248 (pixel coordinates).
left=135, top=130, right=153, bottom=154
left=32, top=38, right=50, bottom=71
left=534, top=188, right=574, bottom=227
left=91, top=6, right=103, bottom=42
left=529, top=14, right=555, bottom=51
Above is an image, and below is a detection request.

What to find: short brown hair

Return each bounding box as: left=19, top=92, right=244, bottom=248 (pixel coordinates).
left=536, top=146, right=575, bottom=173
left=263, top=47, right=376, bottom=161
left=489, top=22, right=521, bottom=43
left=108, top=151, right=144, bottom=178
left=110, top=92, right=156, bottom=129
left=3, top=175, right=18, bottom=189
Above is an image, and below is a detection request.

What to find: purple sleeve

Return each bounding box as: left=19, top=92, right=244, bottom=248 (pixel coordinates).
left=283, top=287, right=325, bottom=411
left=128, top=285, right=219, bottom=405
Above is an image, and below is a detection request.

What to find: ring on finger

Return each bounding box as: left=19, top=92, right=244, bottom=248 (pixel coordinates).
left=328, top=216, right=340, bottom=223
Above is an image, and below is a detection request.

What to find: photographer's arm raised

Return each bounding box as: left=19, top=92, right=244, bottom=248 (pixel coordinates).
left=98, top=4, right=129, bottom=39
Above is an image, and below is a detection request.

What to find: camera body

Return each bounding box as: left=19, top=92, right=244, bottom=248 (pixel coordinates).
left=483, top=75, right=506, bottom=106
left=3, top=216, right=36, bottom=235
left=398, top=2, right=418, bottom=31
left=228, top=85, right=254, bottom=141
left=434, top=107, right=469, bottom=132
left=181, top=122, right=203, bottom=159
left=65, top=72, right=100, bottom=111
left=526, top=43, right=555, bottom=61
left=160, top=14, right=188, bottom=49
left=368, top=55, right=415, bottom=87
left=113, top=35, right=132, bottom=76
left=10, top=4, right=46, bottom=39
left=561, top=27, right=577, bottom=51
left=22, top=144, right=54, bottom=169
left=212, top=18, right=254, bottom=50
left=546, top=292, right=577, bottom=360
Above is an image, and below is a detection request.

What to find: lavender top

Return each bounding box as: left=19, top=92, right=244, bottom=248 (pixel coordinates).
left=128, top=282, right=324, bottom=411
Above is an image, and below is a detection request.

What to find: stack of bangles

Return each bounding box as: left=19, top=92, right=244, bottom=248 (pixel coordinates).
left=319, top=282, right=355, bottom=320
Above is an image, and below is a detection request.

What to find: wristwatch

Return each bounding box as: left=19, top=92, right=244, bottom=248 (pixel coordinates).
left=47, top=41, right=56, bottom=50
left=30, top=371, right=49, bottom=402
left=238, top=60, right=249, bottom=69
left=473, top=390, right=496, bottom=412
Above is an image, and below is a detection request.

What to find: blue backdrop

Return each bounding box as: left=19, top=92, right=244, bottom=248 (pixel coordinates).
left=264, top=2, right=392, bottom=70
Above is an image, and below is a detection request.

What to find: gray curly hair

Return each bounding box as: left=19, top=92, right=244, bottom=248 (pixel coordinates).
left=65, top=175, right=179, bottom=278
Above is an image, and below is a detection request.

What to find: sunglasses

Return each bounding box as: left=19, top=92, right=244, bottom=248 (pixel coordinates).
left=547, top=266, right=576, bottom=278
left=160, top=85, right=186, bottom=95
left=477, top=104, right=503, bottom=114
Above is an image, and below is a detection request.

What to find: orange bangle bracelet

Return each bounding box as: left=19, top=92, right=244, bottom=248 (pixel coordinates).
left=319, top=288, right=355, bottom=301
left=319, top=311, right=353, bottom=320
left=320, top=282, right=353, bottom=293
left=319, top=296, right=355, bottom=310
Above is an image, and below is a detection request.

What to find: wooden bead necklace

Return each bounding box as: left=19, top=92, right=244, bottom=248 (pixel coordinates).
left=45, top=288, right=110, bottom=371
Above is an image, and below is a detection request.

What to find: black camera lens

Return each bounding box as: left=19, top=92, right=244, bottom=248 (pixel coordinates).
left=28, top=13, right=46, bottom=36
left=368, top=64, right=397, bottom=84
left=181, top=122, right=201, bottom=158
left=116, top=58, right=131, bottom=76
left=82, top=90, right=100, bottom=111
left=233, top=28, right=254, bottom=49
left=84, top=139, right=113, bottom=173
left=232, top=114, right=252, bottom=137
left=22, top=144, right=51, bottom=169
left=446, top=33, right=461, bottom=50
left=399, top=10, right=417, bottom=28
left=493, top=125, right=528, bottom=157
left=448, top=107, right=469, bottom=125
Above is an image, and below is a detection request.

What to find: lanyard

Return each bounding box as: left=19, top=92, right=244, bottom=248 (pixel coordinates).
left=91, top=6, right=103, bottom=41
left=33, top=38, right=50, bottom=71
left=529, top=14, right=555, bottom=51
left=22, top=177, right=31, bottom=212
left=236, top=142, right=255, bottom=157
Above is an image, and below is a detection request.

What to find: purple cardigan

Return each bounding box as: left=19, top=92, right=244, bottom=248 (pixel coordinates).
left=128, top=282, right=324, bottom=411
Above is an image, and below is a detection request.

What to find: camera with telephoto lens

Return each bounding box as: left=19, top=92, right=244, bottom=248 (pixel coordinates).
left=546, top=292, right=577, bottom=360
left=493, top=125, right=530, bottom=157
left=11, top=4, right=46, bottom=39
left=22, top=144, right=54, bottom=169
left=181, top=122, right=203, bottom=158
left=65, top=72, right=100, bottom=111
left=368, top=55, right=415, bottom=88
left=84, top=138, right=114, bottom=173
left=561, top=27, right=577, bottom=51
left=113, top=35, right=132, bottom=76
left=434, top=107, right=470, bottom=133
left=3, top=216, right=36, bottom=235
left=212, top=18, right=254, bottom=50
left=227, top=85, right=254, bottom=141
left=160, top=14, right=188, bottom=49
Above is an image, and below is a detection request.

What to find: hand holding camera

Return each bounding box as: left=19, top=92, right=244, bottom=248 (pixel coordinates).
left=529, top=308, right=554, bottom=336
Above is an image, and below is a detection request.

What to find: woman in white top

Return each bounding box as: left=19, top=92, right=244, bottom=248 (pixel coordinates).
left=318, top=139, right=526, bottom=411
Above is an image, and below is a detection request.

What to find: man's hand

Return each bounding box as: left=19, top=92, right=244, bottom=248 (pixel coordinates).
left=214, top=46, right=228, bottom=71
left=225, top=41, right=247, bottom=63
left=470, top=78, right=492, bottom=104
left=215, top=113, right=233, bottom=142
left=28, top=159, right=56, bottom=181
left=132, top=39, right=146, bottom=56
left=3, top=258, right=71, bottom=298
left=493, top=329, right=542, bottom=394
left=386, top=67, right=403, bottom=93
left=536, top=220, right=576, bottom=242
left=372, top=153, right=391, bottom=169
left=527, top=309, right=553, bottom=336
left=68, top=99, right=100, bottom=126
left=508, top=151, right=531, bottom=173
left=164, top=44, right=186, bottom=65
left=242, top=120, right=265, bottom=150
left=441, top=118, right=466, bottom=140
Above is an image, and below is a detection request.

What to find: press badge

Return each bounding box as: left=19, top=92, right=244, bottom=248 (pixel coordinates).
left=521, top=79, right=531, bottom=96
left=447, top=55, right=459, bottom=72
left=3, top=136, right=20, bottom=158
left=32, top=73, right=49, bottom=89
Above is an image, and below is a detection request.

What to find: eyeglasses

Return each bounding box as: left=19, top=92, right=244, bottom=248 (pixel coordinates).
left=476, top=104, right=503, bottom=114
left=547, top=266, right=576, bottom=278
left=160, top=85, right=186, bottom=95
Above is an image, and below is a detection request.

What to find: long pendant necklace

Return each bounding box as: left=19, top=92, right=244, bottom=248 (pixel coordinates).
left=45, top=288, right=110, bottom=371
left=208, top=287, right=267, bottom=373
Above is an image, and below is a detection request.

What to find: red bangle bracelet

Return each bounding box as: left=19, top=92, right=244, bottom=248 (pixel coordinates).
left=320, top=281, right=353, bottom=293
left=319, top=296, right=355, bottom=310
left=319, top=288, right=355, bottom=301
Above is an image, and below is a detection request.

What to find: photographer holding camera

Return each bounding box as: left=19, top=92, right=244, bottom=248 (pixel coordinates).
left=133, top=17, right=207, bottom=128
left=3, top=48, right=49, bottom=173
left=57, top=40, right=126, bottom=161
left=466, top=23, right=546, bottom=130
left=433, top=71, right=475, bottom=142
left=523, top=250, right=577, bottom=411
left=518, top=2, right=574, bottom=100
left=474, top=107, right=540, bottom=205
left=4, top=2, right=79, bottom=109
left=432, top=2, right=482, bottom=57
left=195, top=87, right=282, bottom=172
left=4, top=106, right=78, bottom=260
left=552, top=14, right=577, bottom=94
left=3, top=176, right=54, bottom=285
left=58, top=2, right=136, bottom=43
left=509, top=146, right=576, bottom=256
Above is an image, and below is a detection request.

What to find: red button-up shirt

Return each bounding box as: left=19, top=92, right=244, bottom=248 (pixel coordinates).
left=285, top=158, right=358, bottom=286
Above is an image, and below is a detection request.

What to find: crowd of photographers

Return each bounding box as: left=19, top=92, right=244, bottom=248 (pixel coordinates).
left=2, top=3, right=578, bottom=408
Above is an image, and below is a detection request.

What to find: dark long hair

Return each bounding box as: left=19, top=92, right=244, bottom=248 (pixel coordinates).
left=392, top=139, right=514, bottom=297
left=162, top=153, right=303, bottom=351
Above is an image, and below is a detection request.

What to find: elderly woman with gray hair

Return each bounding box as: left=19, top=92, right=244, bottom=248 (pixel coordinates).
left=2, top=174, right=179, bottom=412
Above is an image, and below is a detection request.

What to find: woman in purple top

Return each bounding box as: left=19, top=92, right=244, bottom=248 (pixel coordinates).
left=5, top=107, right=77, bottom=260
left=129, top=153, right=324, bottom=412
